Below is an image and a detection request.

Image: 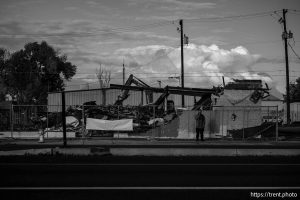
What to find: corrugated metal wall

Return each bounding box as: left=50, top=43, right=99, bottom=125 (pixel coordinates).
left=47, top=89, right=197, bottom=112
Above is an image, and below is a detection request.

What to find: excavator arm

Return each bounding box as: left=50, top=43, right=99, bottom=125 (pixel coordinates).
left=114, top=74, right=153, bottom=105
left=114, top=74, right=134, bottom=105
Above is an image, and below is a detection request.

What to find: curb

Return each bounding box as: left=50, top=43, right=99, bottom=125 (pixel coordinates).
left=110, top=148, right=300, bottom=156
left=0, top=147, right=111, bottom=156
left=1, top=147, right=300, bottom=156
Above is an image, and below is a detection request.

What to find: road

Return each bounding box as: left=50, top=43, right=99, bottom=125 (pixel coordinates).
left=1, top=156, right=300, bottom=199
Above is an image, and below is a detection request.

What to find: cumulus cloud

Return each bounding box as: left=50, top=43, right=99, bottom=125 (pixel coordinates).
left=0, top=19, right=278, bottom=91
left=97, top=43, right=273, bottom=88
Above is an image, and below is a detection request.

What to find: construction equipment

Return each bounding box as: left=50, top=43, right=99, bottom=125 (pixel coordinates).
left=192, top=94, right=212, bottom=110
left=111, top=81, right=224, bottom=111
left=114, top=74, right=153, bottom=105
left=250, top=83, right=270, bottom=104
left=149, top=86, right=174, bottom=115
left=192, top=86, right=224, bottom=110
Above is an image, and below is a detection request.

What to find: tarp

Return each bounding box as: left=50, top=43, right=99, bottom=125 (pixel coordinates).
left=86, top=118, right=133, bottom=131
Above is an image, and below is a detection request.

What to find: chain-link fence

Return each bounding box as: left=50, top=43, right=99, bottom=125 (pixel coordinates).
left=0, top=105, right=11, bottom=132
left=4, top=104, right=280, bottom=141
left=175, top=106, right=279, bottom=141
left=8, top=105, right=65, bottom=138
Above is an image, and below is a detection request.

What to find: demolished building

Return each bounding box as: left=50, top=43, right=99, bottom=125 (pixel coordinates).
left=46, top=77, right=274, bottom=140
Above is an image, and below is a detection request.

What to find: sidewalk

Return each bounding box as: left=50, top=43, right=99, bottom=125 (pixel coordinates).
left=1, top=138, right=300, bottom=156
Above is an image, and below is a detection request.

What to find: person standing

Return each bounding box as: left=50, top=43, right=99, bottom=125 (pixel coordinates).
left=195, top=109, right=205, bottom=141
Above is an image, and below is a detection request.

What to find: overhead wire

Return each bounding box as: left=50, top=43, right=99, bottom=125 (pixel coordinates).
left=184, top=10, right=281, bottom=23
left=288, top=42, right=300, bottom=60
left=3, top=9, right=300, bottom=89
left=0, top=10, right=285, bottom=38
left=67, top=74, right=300, bottom=80
left=7, top=69, right=300, bottom=75
left=0, top=20, right=176, bottom=38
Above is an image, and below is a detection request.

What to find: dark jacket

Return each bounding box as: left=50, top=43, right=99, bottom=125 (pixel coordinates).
left=195, top=112, right=205, bottom=129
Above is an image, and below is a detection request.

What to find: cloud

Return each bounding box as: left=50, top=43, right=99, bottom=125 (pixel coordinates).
left=0, top=19, right=100, bottom=51
left=0, top=18, right=176, bottom=57
left=160, top=0, right=216, bottom=10
left=258, top=57, right=300, bottom=65
left=129, top=0, right=216, bottom=11
left=94, top=43, right=274, bottom=88
left=85, top=1, right=100, bottom=7
left=64, top=6, right=78, bottom=11
left=0, top=18, right=281, bottom=91
left=212, top=28, right=233, bottom=33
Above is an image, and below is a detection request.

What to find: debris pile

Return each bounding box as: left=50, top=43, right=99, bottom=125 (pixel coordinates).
left=42, top=101, right=177, bottom=136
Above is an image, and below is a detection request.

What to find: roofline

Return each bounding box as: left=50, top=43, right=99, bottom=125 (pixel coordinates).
left=47, top=87, right=115, bottom=94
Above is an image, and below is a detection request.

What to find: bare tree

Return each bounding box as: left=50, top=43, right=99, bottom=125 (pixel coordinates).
left=96, top=64, right=111, bottom=88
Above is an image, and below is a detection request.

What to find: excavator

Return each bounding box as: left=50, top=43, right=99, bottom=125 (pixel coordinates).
left=112, top=74, right=224, bottom=112
left=114, top=74, right=153, bottom=105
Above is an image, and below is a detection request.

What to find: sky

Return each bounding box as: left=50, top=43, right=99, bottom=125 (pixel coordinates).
left=1, top=0, right=300, bottom=97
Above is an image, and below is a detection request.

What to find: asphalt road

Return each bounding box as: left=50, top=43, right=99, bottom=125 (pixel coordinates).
left=1, top=156, right=300, bottom=199
left=1, top=163, right=300, bottom=187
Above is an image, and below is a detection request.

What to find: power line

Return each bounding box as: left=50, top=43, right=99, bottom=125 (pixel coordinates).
left=0, top=10, right=284, bottom=38
left=68, top=74, right=299, bottom=80
left=8, top=69, right=300, bottom=75
left=0, top=21, right=176, bottom=38
left=288, top=42, right=300, bottom=60
left=190, top=39, right=284, bottom=46
left=184, top=10, right=280, bottom=23
left=289, top=9, right=300, bottom=13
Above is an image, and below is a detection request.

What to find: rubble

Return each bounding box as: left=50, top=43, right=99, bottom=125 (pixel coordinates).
left=40, top=102, right=178, bottom=136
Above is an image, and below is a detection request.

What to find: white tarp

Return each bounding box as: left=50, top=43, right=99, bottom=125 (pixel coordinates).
left=86, top=118, right=133, bottom=131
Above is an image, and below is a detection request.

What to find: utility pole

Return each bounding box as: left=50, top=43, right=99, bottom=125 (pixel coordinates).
left=179, top=19, right=185, bottom=107
left=123, top=59, right=125, bottom=85
left=282, top=9, right=292, bottom=125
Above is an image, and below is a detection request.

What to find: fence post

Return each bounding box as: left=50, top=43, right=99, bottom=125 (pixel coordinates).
left=10, top=104, right=13, bottom=138
left=102, top=89, right=106, bottom=106
left=221, top=106, right=224, bottom=135
left=81, top=105, right=85, bottom=144
left=118, top=105, right=120, bottom=140
left=187, top=109, right=190, bottom=139
left=209, top=107, right=212, bottom=139
left=152, top=105, right=155, bottom=140
left=242, top=107, right=245, bottom=141
left=46, top=105, right=49, bottom=138
left=276, top=106, right=279, bottom=142
left=226, top=109, right=230, bottom=137
left=61, top=91, right=67, bottom=147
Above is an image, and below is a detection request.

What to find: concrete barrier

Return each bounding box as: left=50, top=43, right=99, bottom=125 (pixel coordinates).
left=0, top=131, right=76, bottom=139
left=110, top=148, right=237, bottom=156
left=236, top=149, right=300, bottom=156
left=53, top=147, right=110, bottom=156
left=110, top=148, right=300, bottom=156
left=0, top=148, right=52, bottom=156
left=0, top=147, right=300, bottom=156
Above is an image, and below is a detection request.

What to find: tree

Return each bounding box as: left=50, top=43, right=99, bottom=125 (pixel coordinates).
left=0, top=48, right=10, bottom=101
left=290, top=77, right=300, bottom=102
left=96, top=64, right=111, bottom=88
left=1, top=41, right=77, bottom=104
